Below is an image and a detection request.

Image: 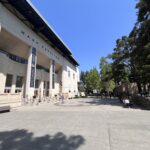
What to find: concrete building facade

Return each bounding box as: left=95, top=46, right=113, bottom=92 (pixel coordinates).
left=0, top=0, right=79, bottom=107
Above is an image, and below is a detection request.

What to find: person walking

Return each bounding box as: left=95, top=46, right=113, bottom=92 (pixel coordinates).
left=59, top=93, right=64, bottom=104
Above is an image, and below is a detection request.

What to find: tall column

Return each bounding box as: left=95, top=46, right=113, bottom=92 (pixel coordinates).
left=0, top=73, right=6, bottom=94
left=39, top=70, right=45, bottom=98
left=39, top=80, right=44, bottom=98
left=25, top=47, right=37, bottom=98
left=49, top=59, right=55, bottom=96
left=49, top=60, right=52, bottom=96
left=11, top=75, right=16, bottom=94
left=61, top=65, right=66, bottom=94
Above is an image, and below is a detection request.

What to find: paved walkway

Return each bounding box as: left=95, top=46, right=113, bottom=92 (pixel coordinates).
left=0, top=98, right=150, bottom=150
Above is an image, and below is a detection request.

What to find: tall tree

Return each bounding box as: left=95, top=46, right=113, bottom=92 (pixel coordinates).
left=129, top=0, right=150, bottom=92
left=100, top=57, right=115, bottom=93
left=85, top=68, right=100, bottom=94
left=108, top=37, right=131, bottom=85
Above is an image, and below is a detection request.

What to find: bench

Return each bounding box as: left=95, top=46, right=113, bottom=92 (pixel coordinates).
left=0, top=106, right=11, bottom=113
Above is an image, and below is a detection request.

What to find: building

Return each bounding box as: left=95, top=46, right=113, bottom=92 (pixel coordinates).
left=0, top=0, right=79, bottom=107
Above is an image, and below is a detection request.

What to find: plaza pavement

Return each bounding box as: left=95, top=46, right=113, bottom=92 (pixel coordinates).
left=0, top=97, right=150, bottom=150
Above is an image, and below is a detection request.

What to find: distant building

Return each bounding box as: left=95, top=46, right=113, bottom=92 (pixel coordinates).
left=0, top=0, right=79, bottom=107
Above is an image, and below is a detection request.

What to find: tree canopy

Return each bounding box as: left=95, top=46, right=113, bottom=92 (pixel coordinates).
left=80, top=0, right=150, bottom=95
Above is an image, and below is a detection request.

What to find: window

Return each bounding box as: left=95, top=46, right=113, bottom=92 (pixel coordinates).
left=47, top=81, right=49, bottom=89
left=32, top=47, right=36, bottom=55
left=9, top=54, right=27, bottom=64
left=32, top=47, right=36, bottom=65
left=46, top=82, right=49, bottom=96
left=52, top=60, right=55, bottom=72
left=52, top=60, right=55, bottom=89
left=5, top=74, right=13, bottom=87
left=68, top=71, right=70, bottom=78
left=44, top=81, right=46, bottom=89
left=32, top=54, right=36, bottom=65
left=30, top=67, right=35, bottom=87
left=16, top=76, right=23, bottom=88
left=35, top=80, right=39, bottom=89
left=4, top=74, right=13, bottom=93
left=73, top=73, right=75, bottom=79
left=52, top=74, right=55, bottom=89
left=15, top=76, right=23, bottom=93
left=34, top=79, right=39, bottom=95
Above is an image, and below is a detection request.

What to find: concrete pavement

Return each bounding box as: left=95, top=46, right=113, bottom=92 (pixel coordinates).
left=0, top=98, right=150, bottom=150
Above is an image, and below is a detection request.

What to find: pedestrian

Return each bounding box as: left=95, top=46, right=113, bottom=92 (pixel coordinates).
left=61, top=94, right=64, bottom=104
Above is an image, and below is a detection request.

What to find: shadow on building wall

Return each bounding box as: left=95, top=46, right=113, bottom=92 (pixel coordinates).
left=0, top=129, right=85, bottom=150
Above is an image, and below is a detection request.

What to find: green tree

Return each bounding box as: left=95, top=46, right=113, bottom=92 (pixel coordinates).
left=100, top=57, right=115, bottom=93
left=109, top=37, right=131, bottom=85
left=85, top=68, right=100, bottom=94
left=80, top=71, right=89, bottom=85
left=107, top=0, right=150, bottom=93
left=129, top=0, right=150, bottom=92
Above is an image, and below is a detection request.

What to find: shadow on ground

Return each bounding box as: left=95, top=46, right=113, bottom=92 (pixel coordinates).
left=84, top=98, right=141, bottom=110
left=0, top=129, right=85, bottom=150
left=84, top=98, right=121, bottom=106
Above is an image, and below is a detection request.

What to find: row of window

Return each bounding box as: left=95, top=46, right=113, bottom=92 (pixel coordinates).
left=34, top=90, right=49, bottom=97
left=35, top=80, right=50, bottom=89
left=4, top=74, right=54, bottom=94
left=0, top=49, right=50, bottom=74
left=4, top=74, right=23, bottom=94
left=0, top=49, right=54, bottom=75
left=68, top=71, right=76, bottom=79
left=4, top=74, right=77, bottom=95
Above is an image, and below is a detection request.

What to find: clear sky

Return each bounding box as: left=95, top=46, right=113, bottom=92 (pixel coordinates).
left=31, top=0, right=137, bottom=71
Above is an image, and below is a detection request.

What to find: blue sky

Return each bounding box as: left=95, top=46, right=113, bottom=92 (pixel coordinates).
left=31, top=0, right=137, bottom=71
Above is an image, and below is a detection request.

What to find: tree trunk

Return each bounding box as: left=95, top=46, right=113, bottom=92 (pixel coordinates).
left=137, top=82, right=142, bottom=94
